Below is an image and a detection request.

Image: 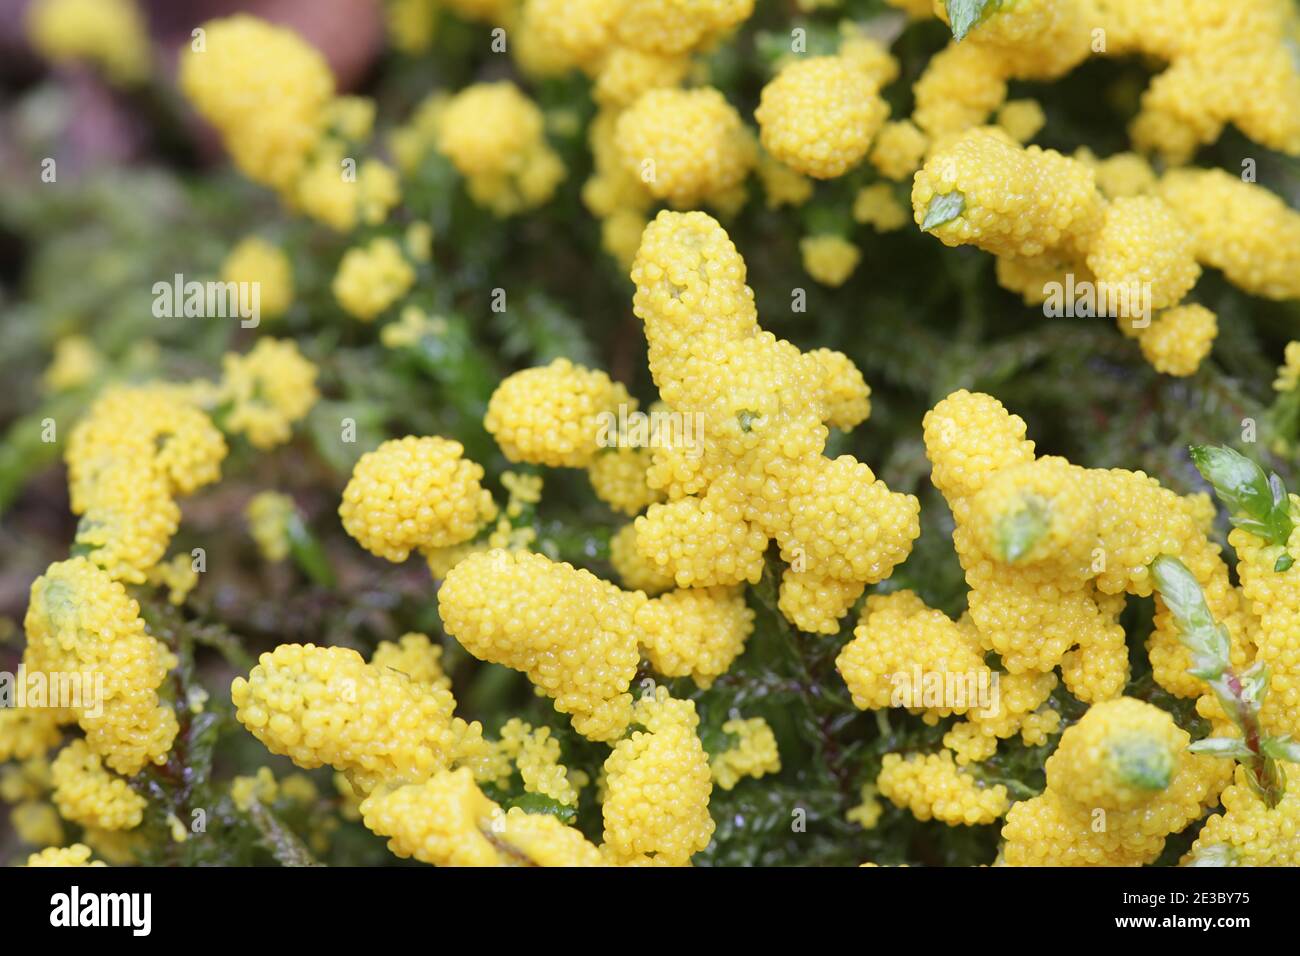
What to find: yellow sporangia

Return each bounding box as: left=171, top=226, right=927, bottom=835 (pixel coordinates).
left=27, top=0, right=150, bottom=86
left=601, top=688, right=714, bottom=865
left=710, top=717, right=780, bottom=791
left=439, top=550, right=644, bottom=741
left=755, top=55, right=888, bottom=180
left=921, top=390, right=1250, bottom=701
left=877, top=750, right=1010, bottom=826
left=65, top=384, right=226, bottom=583
left=436, top=82, right=565, bottom=216
left=231, top=643, right=485, bottom=796
left=359, top=767, right=603, bottom=866
left=1001, top=698, right=1228, bottom=866
left=217, top=338, right=319, bottom=450
left=617, top=87, right=755, bottom=209
left=23, top=558, right=178, bottom=775
left=629, top=210, right=918, bottom=633
left=220, top=237, right=294, bottom=321
left=332, top=237, right=416, bottom=322
left=179, top=16, right=334, bottom=193
left=50, top=739, right=146, bottom=831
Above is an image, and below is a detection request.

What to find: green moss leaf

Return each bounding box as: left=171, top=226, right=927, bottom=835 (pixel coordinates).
left=1109, top=737, right=1175, bottom=791
left=286, top=512, right=337, bottom=589
left=1150, top=555, right=1231, bottom=679
left=500, top=792, right=578, bottom=824
left=995, top=495, right=1049, bottom=563
left=921, top=191, right=965, bottom=232
left=1261, top=735, right=1300, bottom=764
left=944, top=0, right=1001, bottom=42
left=1189, top=444, right=1293, bottom=547
left=1185, top=844, right=1234, bottom=867
left=246, top=800, right=323, bottom=867
left=1187, top=737, right=1254, bottom=761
